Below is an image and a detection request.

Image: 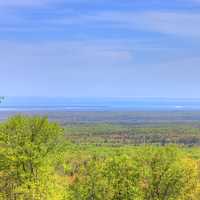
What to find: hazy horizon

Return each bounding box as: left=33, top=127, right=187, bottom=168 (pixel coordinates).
left=2, top=96, right=200, bottom=112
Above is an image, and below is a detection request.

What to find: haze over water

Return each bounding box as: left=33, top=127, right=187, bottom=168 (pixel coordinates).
left=1, top=97, right=200, bottom=111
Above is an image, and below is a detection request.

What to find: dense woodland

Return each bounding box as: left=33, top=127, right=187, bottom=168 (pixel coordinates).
left=1, top=116, right=200, bottom=199
left=64, top=123, right=200, bottom=146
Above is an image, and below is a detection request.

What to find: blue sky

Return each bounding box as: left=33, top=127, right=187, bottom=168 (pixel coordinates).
left=1, top=0, right=200, bottom=98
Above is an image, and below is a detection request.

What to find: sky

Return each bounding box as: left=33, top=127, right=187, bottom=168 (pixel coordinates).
left=0, top=0, right=200, bottom=98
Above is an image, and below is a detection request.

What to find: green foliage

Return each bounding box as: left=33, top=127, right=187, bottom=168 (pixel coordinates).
left=0, top=115, right=65, bottom=199
left=135, top=147, right=198, bottom=200
left=68, top=156, right=110, bottom=200
left=68, top=155, right=139, bottom=200
left=66, top=146, right=200, bottom=200
left=102, top=155, right=142, bottom=200
left=1, top=116, right=200, bottom=199
left=64, top=123, right=200, bottom=146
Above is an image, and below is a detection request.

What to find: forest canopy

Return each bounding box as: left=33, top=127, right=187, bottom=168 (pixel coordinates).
left=1, top=116, right=200, bottom=199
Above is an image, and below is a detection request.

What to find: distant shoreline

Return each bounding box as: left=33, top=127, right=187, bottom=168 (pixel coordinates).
left=1, top=110, right=200, bottom=124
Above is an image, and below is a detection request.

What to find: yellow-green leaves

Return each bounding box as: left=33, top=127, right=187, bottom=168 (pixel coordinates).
left=1, top=116, right=200, bottom=200
left=66, top=146, right=200, bottom=200
left=0, top=115, right=65, bottom=199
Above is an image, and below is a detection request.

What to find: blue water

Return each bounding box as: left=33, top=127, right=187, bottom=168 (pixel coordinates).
left=1, top=97, right=200, bottom=111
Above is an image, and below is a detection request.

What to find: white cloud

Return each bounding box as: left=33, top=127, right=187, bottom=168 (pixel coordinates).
left=0, top=2, right=199, bottom=38
left=70, top=11, right=200, bottom=37
left=0, top=39, right=200, bottom=97
left=0, top=39, right=135, bottom=96
left=0, top=40, right=134, bottom=70
left=130, top=11, right=200, bottom=37
left=34, top=10, right=200, bottom=38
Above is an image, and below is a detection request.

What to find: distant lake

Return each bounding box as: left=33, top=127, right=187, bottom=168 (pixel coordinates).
left=1, top=97, right=200, bottom=111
